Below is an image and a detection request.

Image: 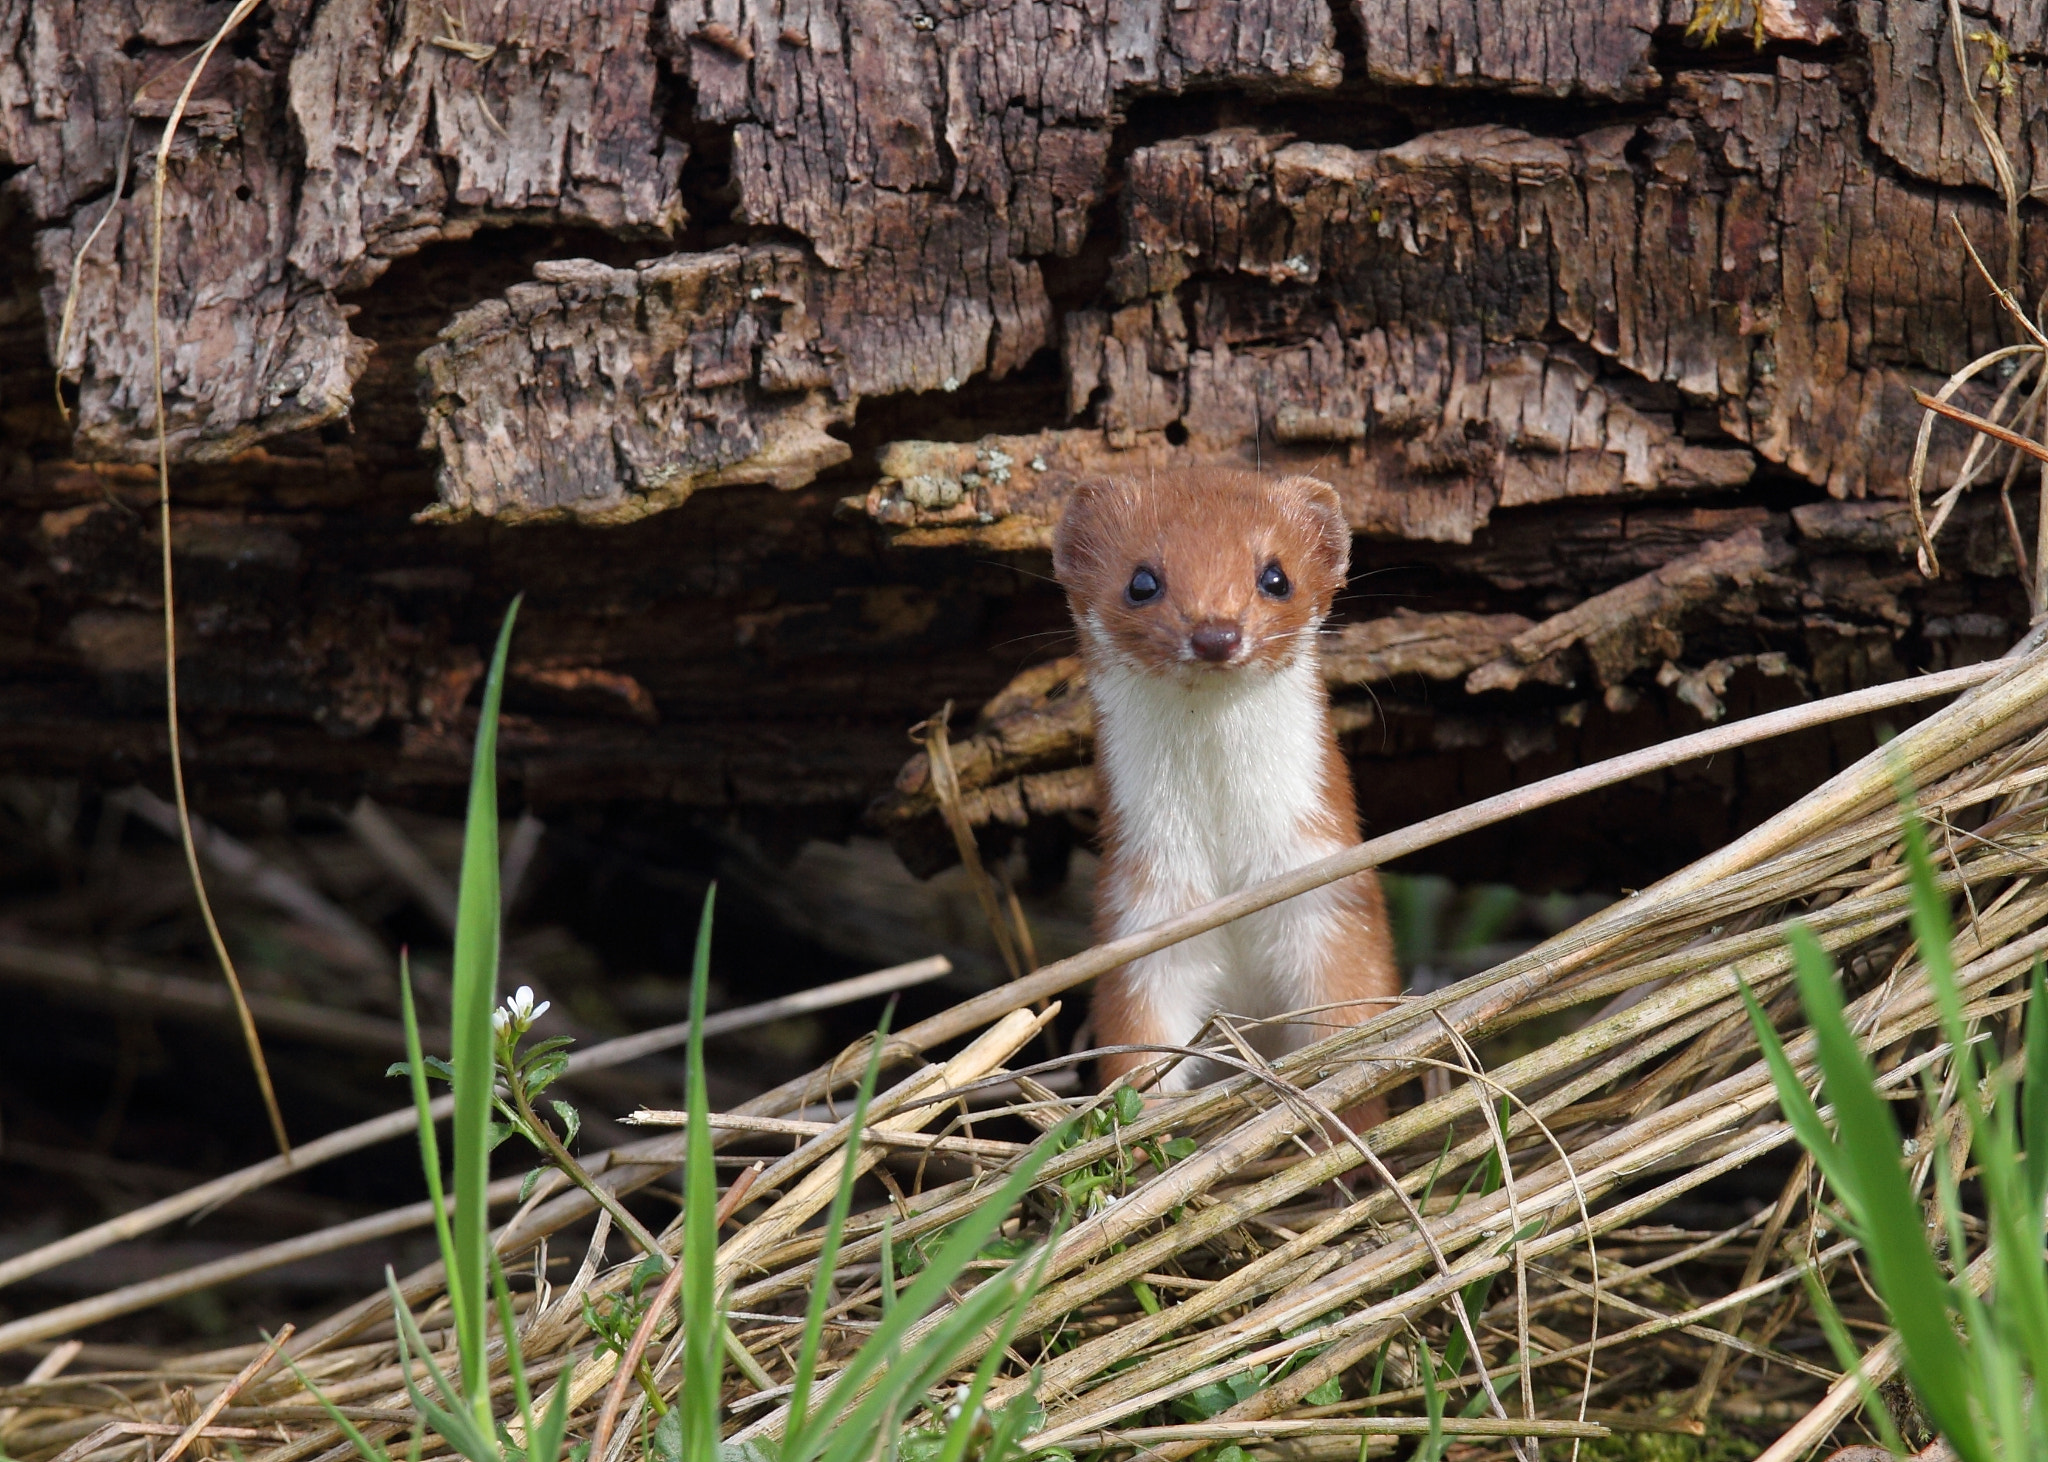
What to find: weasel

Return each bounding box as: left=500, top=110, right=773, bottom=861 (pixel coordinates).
left=1052, top=468, right=1400, bottom=1113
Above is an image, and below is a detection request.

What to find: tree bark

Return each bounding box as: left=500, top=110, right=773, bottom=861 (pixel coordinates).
left=0, top=0, right=2041, bottom=888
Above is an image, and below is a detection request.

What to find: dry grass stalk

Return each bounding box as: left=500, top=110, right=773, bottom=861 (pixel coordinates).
left=136, top=0, right=290, bottom=1156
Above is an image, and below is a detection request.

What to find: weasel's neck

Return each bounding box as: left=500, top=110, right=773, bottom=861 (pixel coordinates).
left=1086, top=632, right=1343, bottom=885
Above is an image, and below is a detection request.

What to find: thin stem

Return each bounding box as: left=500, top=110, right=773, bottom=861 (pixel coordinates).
left=505, top=1065, right=671, bottom=1267
left=141, top=0, right=287, bottom=1160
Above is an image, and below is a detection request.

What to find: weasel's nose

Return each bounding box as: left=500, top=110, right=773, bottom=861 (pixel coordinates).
left=1190, top=621, right=1242, bottom=663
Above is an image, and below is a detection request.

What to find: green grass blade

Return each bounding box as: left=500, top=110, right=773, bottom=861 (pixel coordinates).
left=387, top=1272, right=462, bottom=1414
left=2025, top=960, right=2048, bottom=1213
left=798, top=1122, right=1069, bottom=1457
left=450, top=597, right=520, bottom=1416
left=783, top=1012, right=893, bottom=1457
left=812, top=1253, right=1045, bottom=1462
left=489, top=1253, right=537, bottom=1445
left=528, top=1366, right=573, bottom=1462
left=1415, top=1336, right=1446, bottom=1462
left=680, top=888, right=721, bottom=1462
left=1738, top=959, right=1855, bottom=1218
left=272, top=1340, right=397, bottom=1462
left=1898, top=790, right=1986, bottom=1120
left=399, top=952, right=461, bottom=1333
left=878, top=1221, right=897, bottom=1322
left=1898, top=790, right=2048, bottom=1449
left=1937, top=1155, right=2016, bottom=1450
left=1414, top=1126, right=1456, bottom=1218
left=932, top=1230, right=1062, bottom=1462
left=1967, top=1102, right=2048, bottom=1385
left=1789, top=926, right=1987, bottom=1462
left=387, top=1273, right=498, bottom=1462
left=1439, top=1100, right=1509, bottom=1377
left=1801, top=1265, right=1906, bottom=1457
left=1962, top=1081, right=2048, bottom=1424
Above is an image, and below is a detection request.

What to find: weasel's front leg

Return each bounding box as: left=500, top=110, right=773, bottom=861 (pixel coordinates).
left=1091, top=937, right=1232, bottom=1093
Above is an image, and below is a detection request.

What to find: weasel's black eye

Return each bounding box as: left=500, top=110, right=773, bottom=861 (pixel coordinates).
left=1125, top=566, right=1162, bottom=604
left=1258, top=562, right=1292, bottom=599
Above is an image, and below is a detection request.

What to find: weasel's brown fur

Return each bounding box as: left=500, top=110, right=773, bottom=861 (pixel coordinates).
left=1053, top=468, right=1399, bottom=1128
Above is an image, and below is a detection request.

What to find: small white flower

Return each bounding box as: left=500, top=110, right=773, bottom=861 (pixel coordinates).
left=942, top=1383, right=971, bottom=1424
left=941, top=1383, right=991, bottom=1436
left=496, top=985, right=551, bottom=1036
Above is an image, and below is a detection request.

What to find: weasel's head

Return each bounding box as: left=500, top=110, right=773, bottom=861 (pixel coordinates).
left=1051, top=469, right=1350, bottom=677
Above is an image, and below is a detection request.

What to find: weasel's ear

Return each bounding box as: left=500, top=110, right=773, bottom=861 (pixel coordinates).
left=1052, top=475, right=1122, bottom=589
left=1283, top=475, right=1351, bottom=583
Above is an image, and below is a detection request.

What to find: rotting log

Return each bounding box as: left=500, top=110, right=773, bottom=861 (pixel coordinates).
left=0, top=0, right=2042, bottom=890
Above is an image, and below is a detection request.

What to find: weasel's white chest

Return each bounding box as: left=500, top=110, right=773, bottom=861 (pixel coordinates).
left=1089, top=652, right=1352, bottom=1034
left=1091, top=652, right=1337, bottom=887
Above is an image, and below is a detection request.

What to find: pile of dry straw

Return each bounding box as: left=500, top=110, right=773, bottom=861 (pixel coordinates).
left=8, top=637, right=2048, bottom=1462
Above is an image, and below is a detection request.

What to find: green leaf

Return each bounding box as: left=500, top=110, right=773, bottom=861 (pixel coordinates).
left=385, top=1055, right=456, bottom=1083
left=977, top=1387, right=1048, bottom=1462
left=525, top=1053, right=570, bottom=1095
left=715, top=1443, right=779, bottom=1462
left=1160, top=1137, right=1197, bottom=1162
left=518, top=1167, right=544, bottom=1204
left=979, top=1233, right=1034, bottom=1261
left=650, top=1407, right=682, bottom=1462
left=1301, top=1376, right=1343, bottom=1406
left=549, top=1099, right=581, bottom=1148
left=1169, top=1369, right=1266, bottom=1422
left=448, top=597, right=520, bottom=1422
left=1113, top=1085, right=1145, bottom=1124
left=628, top=1252, right=667, bottom=1301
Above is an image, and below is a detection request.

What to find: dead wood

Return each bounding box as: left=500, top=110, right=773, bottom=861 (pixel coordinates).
left=0, top=0, right=2042, bottom=888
